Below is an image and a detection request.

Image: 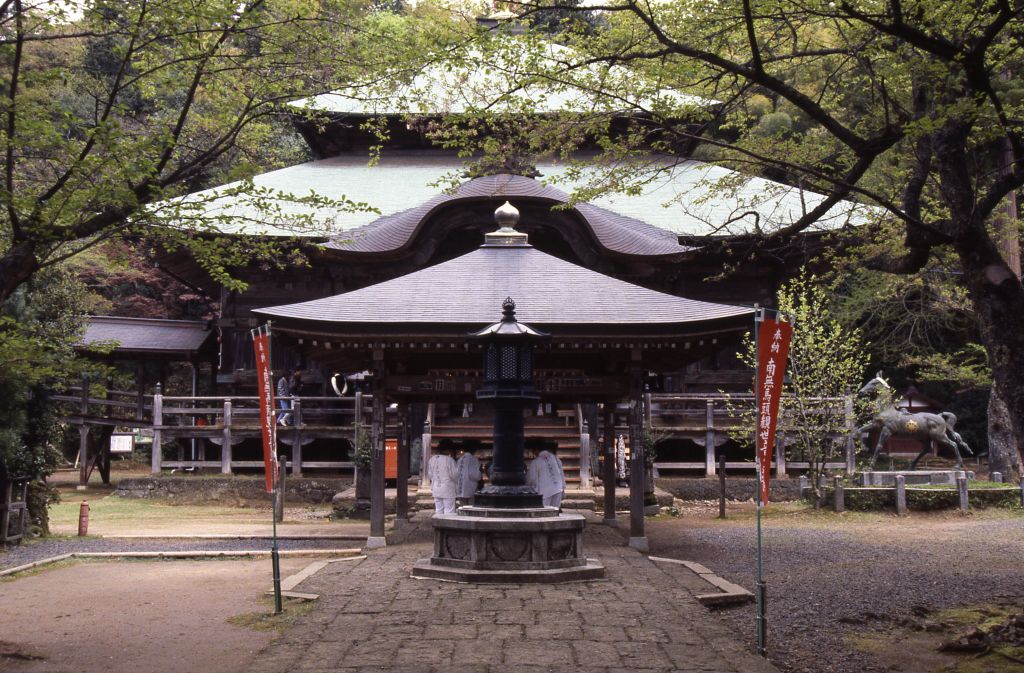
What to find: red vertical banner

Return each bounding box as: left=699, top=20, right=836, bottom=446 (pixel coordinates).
left=253, top=326, right=277, bottom=493
left=755, top=317, right=793, bottom=507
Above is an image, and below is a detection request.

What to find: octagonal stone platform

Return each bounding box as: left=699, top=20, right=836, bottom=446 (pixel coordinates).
left=411, top=506, right=605, bottom=583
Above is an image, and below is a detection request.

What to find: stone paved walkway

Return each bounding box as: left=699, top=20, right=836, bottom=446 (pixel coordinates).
left=250, top=515, right=779, bottom=673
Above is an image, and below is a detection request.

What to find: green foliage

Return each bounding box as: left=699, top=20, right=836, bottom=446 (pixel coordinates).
left=0, top=0, right=410, bottom=302
left=729, top=272, right=868, bottom=497
left=779, top=274, right=868, bottom=493
left=351, top=422, right=372, bottom=470
left=836, top=486, right=1020, bottom=512
left=0, top=268, right=95, bottom=483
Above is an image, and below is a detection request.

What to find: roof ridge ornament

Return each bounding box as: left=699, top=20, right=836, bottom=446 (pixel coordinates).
left=484, top=201, right=531, bottom=247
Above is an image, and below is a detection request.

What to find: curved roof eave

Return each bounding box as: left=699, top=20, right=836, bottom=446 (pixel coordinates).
left=255, top=245, right=752, bottom=332
left=326, top=173, right=694, bottom=259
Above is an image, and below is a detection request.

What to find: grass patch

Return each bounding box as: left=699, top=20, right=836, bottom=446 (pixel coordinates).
left=938, top=604, right=1016, bottom=632
left=48, top=494, right=273, bottom=529
left=941, top=650, right=1024, bottom=673
left=844, top=632, right=888, bottom=654
left=228, top=596, right=316, bottom=633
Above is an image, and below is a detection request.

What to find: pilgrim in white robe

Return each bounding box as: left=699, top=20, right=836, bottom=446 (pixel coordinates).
left=456, top=452, right=482, bottom=501
left=527, top=450, right=565, bottom=509
left=428, top=453, right=458, bottom=514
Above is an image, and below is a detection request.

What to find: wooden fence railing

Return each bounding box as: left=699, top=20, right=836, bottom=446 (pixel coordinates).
left=54, top=387, right=861, bottom=480
left=645, top=393, right=856, bottom=476
left=54, top=385, right=374, bottom=476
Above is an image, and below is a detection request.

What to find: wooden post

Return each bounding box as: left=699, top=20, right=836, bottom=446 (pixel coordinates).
left=353, top=392, right=363, bottom=490
left=1, top=480, right=10, bottom=545
left=396, top=402, right=410, bottom=524
left=78, top=377, right=89, bottom=488
left=368, top=354, right=386, bottom=548
left=221, top=399, right=233, bottom=474
left=628, top=359, right=648, bottom=551
left=151, top=384, right=163, bottom=474
left=844, top=393, right=856, bottom=474
left=135, top=362, right=146, bottom=422
left=275, top=457, right=285, bottom=523
left=78, top=426, right=89, bottom=489
left=705, top=399, right=716, bottom=477
left=420, top=403, right=433, bottom=491
left=718, top=453, right=727, bottom=519
left=602, top=406, right=617, bottom=526
left=291, top=398, right=303, bottom=477
left=957, top=473, right=969, bottom=512
left=579, top=420, right=592, bottom=490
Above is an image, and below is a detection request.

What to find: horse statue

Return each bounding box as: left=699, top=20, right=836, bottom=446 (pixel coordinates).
left=855, top=372, right=973, bottom=470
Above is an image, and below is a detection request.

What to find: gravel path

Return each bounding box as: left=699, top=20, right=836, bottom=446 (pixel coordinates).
left=646, top=506, right=1024, bottom=673
left=0, top=536, right=354, bottom=572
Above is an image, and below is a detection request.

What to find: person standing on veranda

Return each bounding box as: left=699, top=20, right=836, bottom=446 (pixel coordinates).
left=527, top=449, right=565, bottom=509
left=276, top=369, right=293, bottom=426
left=428, top=448, right=459, bottom=515
left=456, top=447, right=482, bottom=506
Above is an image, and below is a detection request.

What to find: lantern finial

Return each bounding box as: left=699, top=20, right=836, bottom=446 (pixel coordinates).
left=484, top=202, right=530, bottom=246
left=502, top=297, right=516, bottom=321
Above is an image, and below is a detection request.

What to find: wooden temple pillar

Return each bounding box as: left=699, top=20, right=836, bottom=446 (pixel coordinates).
left=395, top=401, right=410, bottom=525
left=367, top=350, right=387, bottom=548
left=628, top=354, right=649, bottom=551
left=602, top=405, right=617, bottom=526
left=78, top=376, right=89, bottom=489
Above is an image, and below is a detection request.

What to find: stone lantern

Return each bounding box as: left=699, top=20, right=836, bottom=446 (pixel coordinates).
left=471, top=296, right=546, bottom=508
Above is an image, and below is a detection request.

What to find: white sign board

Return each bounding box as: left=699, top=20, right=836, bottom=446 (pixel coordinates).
left=110, top=433, right=134, bottom=454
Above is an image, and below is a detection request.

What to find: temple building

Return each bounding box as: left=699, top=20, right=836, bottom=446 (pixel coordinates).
left=77, top=32, right=868, bottom=491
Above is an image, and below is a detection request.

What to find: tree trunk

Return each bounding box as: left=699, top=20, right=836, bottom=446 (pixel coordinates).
left=957, top=238, right=1024, bottom=477
left=0, top=241, right=42, bottom=303
left=987, top=387, right=1020, bottom=481
left=988, top=140, right=1020, bottom=481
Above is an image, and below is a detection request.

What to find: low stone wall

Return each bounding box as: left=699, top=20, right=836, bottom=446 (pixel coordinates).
left=115, top=476, right=351, bottom=505
left=657, top=476, right=804, bottom=502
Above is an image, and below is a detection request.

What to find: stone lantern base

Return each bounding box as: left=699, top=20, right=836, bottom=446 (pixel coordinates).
left=411, top=506, right=605, bottom=583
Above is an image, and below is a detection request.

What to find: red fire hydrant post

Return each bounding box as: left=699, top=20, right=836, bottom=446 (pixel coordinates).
left=77, top=501, right=90, bottom=536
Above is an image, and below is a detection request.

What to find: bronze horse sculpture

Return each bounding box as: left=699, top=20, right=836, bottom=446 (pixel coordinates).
left=856, top=373, right=973, bottom=470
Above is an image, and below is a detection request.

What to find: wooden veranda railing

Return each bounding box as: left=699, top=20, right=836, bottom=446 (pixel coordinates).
left=645, top=392, right=857, bottom=476
left=54, top=385, right=374, bottom=478
left=54, top=386, right=861, bottom=483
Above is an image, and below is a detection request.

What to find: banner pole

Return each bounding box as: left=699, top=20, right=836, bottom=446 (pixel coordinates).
left=268, top=322, right=283, bottom=615
left=754, top=306, right=767, bottom=658
left=271, top=461, right=283, bottom=615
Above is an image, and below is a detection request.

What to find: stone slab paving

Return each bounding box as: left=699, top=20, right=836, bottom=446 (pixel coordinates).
left=249, top=516, right=779, bottom=673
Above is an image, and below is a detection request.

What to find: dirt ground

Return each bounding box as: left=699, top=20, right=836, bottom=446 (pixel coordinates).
left=0, top=557, right=309, bottom=673
left=646, top=501, right=1024, bottom=673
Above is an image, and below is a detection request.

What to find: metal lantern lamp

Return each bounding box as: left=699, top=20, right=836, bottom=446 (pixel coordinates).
left=471, top=297, right=548, bottom=508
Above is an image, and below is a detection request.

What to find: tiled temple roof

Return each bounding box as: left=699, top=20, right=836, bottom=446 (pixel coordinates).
left=255, top=243, right=750, bottom=330
left=327, top=174, right=689, bottom=257
left=79, top=317, right=212, bottom=355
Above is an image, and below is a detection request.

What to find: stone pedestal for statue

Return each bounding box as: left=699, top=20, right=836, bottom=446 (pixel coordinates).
left=411, top=506, right=604, bottom=583
left=857, top=470, right=975, bottom=486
